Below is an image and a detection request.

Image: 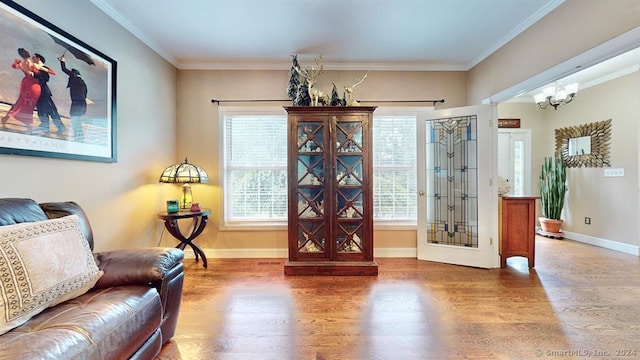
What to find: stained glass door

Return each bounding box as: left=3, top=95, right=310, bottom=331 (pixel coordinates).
left=416, top=105, right=497, bottom=268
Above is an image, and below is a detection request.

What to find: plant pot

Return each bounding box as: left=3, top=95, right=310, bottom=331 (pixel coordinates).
left=538, top=217, right=564, bottom=238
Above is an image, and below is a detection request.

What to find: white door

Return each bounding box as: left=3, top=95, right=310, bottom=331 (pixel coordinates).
left=416, top=105, right=497, bottom=268
left=498, top=129, right=532, bottom=196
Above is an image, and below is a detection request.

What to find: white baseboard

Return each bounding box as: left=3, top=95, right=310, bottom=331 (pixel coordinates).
left=182, top=248, right=288, bottom=259
left=183, top=236, right=640, bottom=260
left=374, top=247, right=417, bottom=258
left=182, top=247, right=418, bottom=259
left=562, top=231, right=640, bottom=256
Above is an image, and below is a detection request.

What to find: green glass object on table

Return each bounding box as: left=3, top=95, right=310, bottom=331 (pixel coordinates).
left=166, top=200, right=179, bottom=214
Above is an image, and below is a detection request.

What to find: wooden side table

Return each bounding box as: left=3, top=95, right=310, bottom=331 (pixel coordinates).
left=158, top=209, right=210, bottom=268
left=499, top=196, right=538, bottom=268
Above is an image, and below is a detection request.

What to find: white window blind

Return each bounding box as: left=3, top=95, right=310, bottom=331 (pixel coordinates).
left=223, top=114, right=288, bottom=223
left=221, top=109, right=418, bottom=227
left=372, top=115, right=418, bottom=222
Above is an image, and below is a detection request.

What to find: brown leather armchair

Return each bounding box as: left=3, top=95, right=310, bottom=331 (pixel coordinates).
left=0, top=198, right=184, bottom=359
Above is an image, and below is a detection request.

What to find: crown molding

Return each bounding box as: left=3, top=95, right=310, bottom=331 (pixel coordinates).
left=90, top=0, right=179, bottom=67
left=92, top=0, right=563, bottom=72
left=177, top=60, right=468, bottom=71
left=485, top=26, right=640, bottom=104
left=467, top=0, right=565, bottom=69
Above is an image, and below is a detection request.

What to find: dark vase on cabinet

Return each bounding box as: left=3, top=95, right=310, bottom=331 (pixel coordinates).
left=284, top=106, right=378, bottom=276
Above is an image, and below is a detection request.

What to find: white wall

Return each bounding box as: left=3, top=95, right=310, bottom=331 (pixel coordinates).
left=549, top=73, right=639, bottom=247
left=478, top=0, right=640, bottom=253
left=499, top=71, right=640, bottom=251
left=176, top=70, right=467, bottom=252
left=2, top=0, right=638, bottom=255
left=468, top=0, right=640, bottom=104
left=497, top=103, right=549, bottom=197
left=0, top=0, right=178, bottom=251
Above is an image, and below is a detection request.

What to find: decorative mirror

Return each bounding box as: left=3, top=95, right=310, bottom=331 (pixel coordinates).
left=568, top=136, right=591, bottom=156
left=555, top=119, right=611, bottom=167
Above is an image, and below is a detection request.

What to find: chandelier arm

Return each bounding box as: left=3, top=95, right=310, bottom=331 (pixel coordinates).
left=564, top=93, right=576, bottom=104
left=534, top=84, right=578, bottom=110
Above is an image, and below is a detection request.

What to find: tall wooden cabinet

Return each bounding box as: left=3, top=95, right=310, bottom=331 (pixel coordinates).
left=284, top=106, right=378, bottom=276
left=499, top=196, right=538, bottom=268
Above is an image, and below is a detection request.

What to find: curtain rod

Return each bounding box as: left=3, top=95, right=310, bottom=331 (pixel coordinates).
left=211, top=98, right=445, bottom=105
left=211, top=99, right=288, bottom=104
left=358, top=99, right=445, bottom=104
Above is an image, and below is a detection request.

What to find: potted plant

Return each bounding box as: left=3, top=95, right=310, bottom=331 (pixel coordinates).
left=538, top=153, right=567, bottom=237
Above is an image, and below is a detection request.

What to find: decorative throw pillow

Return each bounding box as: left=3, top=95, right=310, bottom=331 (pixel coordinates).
left=0, top=215, right=103, bottom=335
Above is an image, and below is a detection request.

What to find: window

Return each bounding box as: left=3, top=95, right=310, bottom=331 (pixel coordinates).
left=372, top=115, right=417, bottom=224
left=221, top=107, right=419, bottom=228
left=222, top=109, right=288, bottom=226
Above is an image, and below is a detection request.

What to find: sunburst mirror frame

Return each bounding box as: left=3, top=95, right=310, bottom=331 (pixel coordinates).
left=555, top=119, right=612, bottom=168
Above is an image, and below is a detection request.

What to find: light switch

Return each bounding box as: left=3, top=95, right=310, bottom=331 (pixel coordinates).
left=604, top=168, right=624, bottom=177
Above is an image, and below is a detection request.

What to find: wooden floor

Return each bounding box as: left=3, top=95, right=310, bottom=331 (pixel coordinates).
left=157, top=236, right=640, bottom=360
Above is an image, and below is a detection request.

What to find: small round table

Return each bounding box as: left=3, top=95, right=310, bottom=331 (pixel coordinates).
left=158, top=209, right=210, bottom=268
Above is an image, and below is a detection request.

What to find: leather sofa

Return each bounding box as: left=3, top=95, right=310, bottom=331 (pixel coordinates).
left=0, top=198, right=184, bottom=359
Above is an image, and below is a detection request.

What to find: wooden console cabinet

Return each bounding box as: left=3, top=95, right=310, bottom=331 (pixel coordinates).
left=499, top=196, right=538, bottom=268
left=284, top=106, right=378, bottom=276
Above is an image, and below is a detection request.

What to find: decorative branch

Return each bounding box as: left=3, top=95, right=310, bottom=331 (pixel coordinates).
left=293, top=55, right=327, bottom=106
left=345, top=72, right=369, bottom=106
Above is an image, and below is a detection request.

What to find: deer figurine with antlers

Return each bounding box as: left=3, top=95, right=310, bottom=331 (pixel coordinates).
left=345, top=72, right=369, bottom=106
left=295, top=56, right=328, bottom=106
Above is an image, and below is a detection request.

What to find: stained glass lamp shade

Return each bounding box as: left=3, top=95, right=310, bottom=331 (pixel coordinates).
left=159, top=158, right=209, bottom=209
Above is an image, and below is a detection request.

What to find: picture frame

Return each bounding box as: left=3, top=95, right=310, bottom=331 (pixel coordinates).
left=0, top=0, right=117, bottom=162
left=555, top=119, right=612, bottom=168
left=498, top=118, right=520, bottom=128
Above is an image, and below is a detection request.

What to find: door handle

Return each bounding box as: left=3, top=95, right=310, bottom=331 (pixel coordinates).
left=418, top=191, right=425, bottom=196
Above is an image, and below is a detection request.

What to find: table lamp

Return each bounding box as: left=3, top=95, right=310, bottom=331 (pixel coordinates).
left=159, top=158, right=209, bottom=210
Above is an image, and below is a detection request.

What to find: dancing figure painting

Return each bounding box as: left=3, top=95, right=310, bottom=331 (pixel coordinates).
left=0, top=0, right=116, bottom=162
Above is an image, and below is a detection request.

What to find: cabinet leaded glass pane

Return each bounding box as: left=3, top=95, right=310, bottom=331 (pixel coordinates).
left=336, top=223, right=364, bottom=253
left=425, top=115, right=478, bottom=247
left=335, top=119, right=364, bottom=254
left=296, top=121, right=326, bottom=253
left=297, top=221, right=325, bottom=252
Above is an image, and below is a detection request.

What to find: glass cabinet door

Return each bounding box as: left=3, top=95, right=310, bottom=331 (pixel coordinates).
left=334, top=118, right=365, bottom=255
left=295, top=120, right=327, bottom=255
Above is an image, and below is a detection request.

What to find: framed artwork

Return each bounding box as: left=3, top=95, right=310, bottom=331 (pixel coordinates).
left=498, top=118, right=520, bottom=128
left=0, top=0, right=117, bottom=162
left=555, top=119, right=611, bottom=168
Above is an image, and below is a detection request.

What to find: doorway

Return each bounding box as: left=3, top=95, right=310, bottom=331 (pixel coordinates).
left=497, top=129, right=531, bottom=196
left=416, top=105, right=496, bottom=268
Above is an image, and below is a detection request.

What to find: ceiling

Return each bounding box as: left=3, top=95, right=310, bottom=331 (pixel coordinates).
left=91, top=0, right=564, bottom=71
left=91, top=0, right=639, bottom=100
left=513, top=46, right=640, bottom=102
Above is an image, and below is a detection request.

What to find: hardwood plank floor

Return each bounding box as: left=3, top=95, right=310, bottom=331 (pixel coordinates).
left=157, top=236, right=640, bottom=359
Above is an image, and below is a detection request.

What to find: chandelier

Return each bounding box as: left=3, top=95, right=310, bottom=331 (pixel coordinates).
left=534, top=83, right=579, bottom=110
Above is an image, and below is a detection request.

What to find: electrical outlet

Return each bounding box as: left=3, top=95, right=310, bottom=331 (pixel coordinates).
left=585, top=217, right=591, bottom=225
